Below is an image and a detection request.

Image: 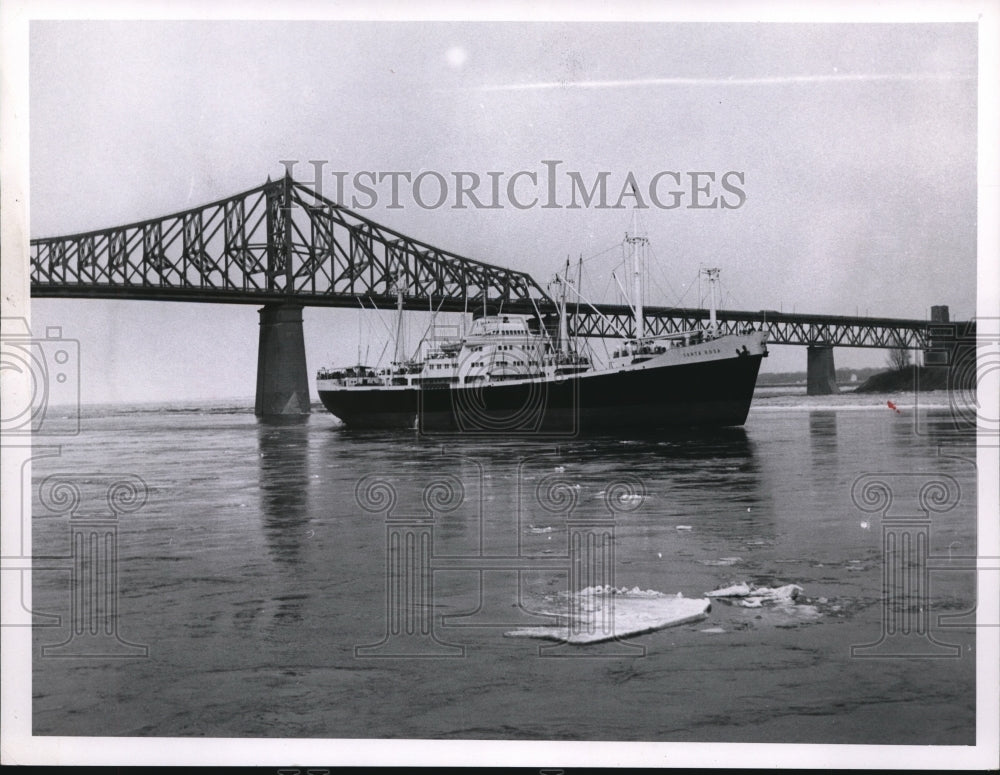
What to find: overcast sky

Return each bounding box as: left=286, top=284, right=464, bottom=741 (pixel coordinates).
left=26, top=20, right=978, bottom=404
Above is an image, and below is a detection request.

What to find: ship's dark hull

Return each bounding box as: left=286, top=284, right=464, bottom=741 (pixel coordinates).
left=318, top=352, right=763, bottom=434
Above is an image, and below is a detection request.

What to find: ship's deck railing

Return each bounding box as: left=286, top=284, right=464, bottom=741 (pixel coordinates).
left=608, top=324, right=763, bottom=360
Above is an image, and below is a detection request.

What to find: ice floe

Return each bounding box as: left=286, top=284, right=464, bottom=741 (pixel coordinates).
left=504, top=586, right=710, bottom=644
left=706, top=582, right=803, bottom=607
left=706, top=582, right=753, bottom=598
left=705, top=581, right=822, bottom=625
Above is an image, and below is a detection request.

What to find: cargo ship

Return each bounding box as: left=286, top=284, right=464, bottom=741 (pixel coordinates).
left=316, top=217, right=767, bottom=433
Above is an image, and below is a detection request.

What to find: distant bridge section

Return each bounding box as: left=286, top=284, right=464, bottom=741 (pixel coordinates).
left=568, top=305, right=931, bottom=349
left=560, top=305, right=943, bottom=397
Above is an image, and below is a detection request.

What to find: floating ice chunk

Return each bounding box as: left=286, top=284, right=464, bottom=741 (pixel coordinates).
left=753, top=584, right=802, bottom=602
left=576, top=585, right=664, bottom=597
left=700, top=627, right=726, bottom=634
left=504, top=588, right=710, bottom=644
left=554, top=466, right=566, bottom=472
left=676, top=525, right=693, bottom=531
left=706, top=582, right=753, bottom=598
left=707, top=582, right=803, bottom=608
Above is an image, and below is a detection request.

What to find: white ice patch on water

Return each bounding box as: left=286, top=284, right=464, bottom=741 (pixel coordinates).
left=578, top=585, right=664, bottom=597
left=705, top=581, right=822, bottom=625
left=504, top=587, right=710, bottom=644
left=706, top=582, right=753, bottom=597
left=706, top=582, right=803, bottom=607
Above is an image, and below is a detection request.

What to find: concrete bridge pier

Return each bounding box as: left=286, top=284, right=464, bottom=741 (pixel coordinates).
left=807, top=344, right=839, bottom=396
left=255, top=303, right=310, bottom=417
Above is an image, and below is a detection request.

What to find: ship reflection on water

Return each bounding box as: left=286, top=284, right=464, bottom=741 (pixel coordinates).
left=312, top=422, right=770, bottom=580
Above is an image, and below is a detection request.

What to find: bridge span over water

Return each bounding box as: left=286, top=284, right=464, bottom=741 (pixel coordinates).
left=29, top=174, right=965, bottom=414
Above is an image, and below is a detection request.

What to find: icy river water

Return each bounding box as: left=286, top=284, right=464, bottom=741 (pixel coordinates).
left=30, top=389, right=977, bottom=745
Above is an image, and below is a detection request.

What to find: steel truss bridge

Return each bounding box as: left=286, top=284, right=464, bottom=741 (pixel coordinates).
left=560, top=304, right=932, bottom=349
left=29, top=173, right=963, bottom=411
left=30, top=176, right=548, bottom=314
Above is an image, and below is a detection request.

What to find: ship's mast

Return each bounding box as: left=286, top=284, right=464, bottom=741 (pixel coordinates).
left=559, top=258, right=571, bottom=357
left=703, top=267, right=720, bottom=337
left=574, top=254, right=583, bottom=353
left=462, top=283, right=469, bottom=338
left=393, top=271, right=406, bottom=364
left=625, top=204, right=648, bottom=342
left=357, top=303, right=362, bottom=365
